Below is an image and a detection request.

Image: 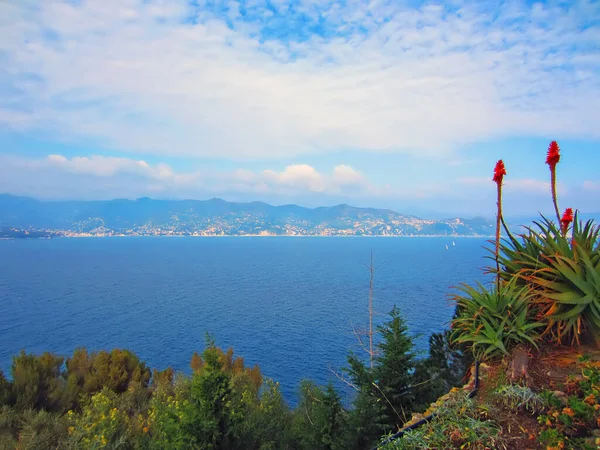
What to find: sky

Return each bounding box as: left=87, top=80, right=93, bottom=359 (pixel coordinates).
left=0, top=0, right=599, bottom=218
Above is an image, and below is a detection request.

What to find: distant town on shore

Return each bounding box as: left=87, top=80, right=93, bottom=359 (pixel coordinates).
left=0, top=194, right=497, bottom=238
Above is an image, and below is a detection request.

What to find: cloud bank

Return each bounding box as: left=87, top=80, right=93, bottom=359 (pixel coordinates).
left=1, top=0, right=599, bottom=158
left=4, top=153, right=597, bottom=219
left=0, top=154, right=371, bottom=200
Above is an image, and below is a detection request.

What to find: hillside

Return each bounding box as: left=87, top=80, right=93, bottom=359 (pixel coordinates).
left=380, top=346, right=600, bottom=450
left=0, top=194, right=494, bottom=237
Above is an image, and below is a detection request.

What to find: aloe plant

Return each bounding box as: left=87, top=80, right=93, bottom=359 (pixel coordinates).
left=522, top=216, right=600, bottom=345
left=491, top=214, right=600, bottom=345
left=491, top=215, right=565, bottom=285
left=450, top=278, right=543, bottom=361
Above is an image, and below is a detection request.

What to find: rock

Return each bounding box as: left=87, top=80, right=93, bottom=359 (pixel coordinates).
left=506, top=347, right=534, bottom=387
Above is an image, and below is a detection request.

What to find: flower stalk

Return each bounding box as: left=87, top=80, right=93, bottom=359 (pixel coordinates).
left=546, top=141, right=561, bottom=225
left=493, top=160, right=506, bottom=290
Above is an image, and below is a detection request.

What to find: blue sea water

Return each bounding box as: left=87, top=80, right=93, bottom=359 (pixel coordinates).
left=0, top=237, right=489, bottom=404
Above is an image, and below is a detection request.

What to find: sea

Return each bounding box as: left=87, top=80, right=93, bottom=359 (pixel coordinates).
left=0, top=237, right=489, bottom=404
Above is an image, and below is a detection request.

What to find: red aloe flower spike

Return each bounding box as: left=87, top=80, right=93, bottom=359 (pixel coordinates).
left=493, top=160, right=506, bottom=184
left=493, top=159, right=506, bottom=290
left=560, top=207, right=574, bottom=233
left=547, top=141, right=561, bottom=225
left=546, top=141, right=561, bottom=168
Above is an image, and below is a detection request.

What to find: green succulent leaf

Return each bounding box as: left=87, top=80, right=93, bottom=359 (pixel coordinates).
left=493, top=213, right=600, bottom=345
left=450, top=277, right=542, bottom=361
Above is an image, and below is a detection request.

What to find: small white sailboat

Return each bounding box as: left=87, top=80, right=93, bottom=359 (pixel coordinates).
left=452, top=241, right=456, bottom=246
left=445, top=244, right=449, bottom=250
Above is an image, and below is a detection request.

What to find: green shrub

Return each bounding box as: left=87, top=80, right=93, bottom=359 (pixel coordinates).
left=537, top=362, right=600, bottom=449
left=496, top=215, right=600, bottom=345
left=66, top=389, right=145, bottom=449
left=13, top=409, right=70, bottom=450
left=450, top=278, right=543, bottom=360
left=0, top=405, right=18, bottom=448
left=11, top=351, right=64, bottom=412
left=494, top=385, right=546, bottom=414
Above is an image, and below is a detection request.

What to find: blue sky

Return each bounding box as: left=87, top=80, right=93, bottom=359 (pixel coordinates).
left=0, top=0, right=599, bottom=218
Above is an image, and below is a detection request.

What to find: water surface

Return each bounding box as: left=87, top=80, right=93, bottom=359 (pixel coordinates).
left=0, top=237, right=489, bottom=403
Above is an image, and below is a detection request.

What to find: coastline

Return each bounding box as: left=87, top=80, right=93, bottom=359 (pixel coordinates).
left=4, top=233, right=494, bottom=239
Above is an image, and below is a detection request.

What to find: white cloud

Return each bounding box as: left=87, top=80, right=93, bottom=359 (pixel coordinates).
left=263, top=164, right=326, bottom=192
left=46, top=154, right=174, bottom=179
left=260, top=163, right=367, bottom=192
left=0, top=0, right=598, bottom=158
left=0, top=154, right=369, bottom=198
left=0, top=153, right=472, bottom=208
left=333, top=164, right=365, bottom=185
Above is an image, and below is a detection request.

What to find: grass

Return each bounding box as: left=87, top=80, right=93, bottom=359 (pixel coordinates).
left=493, top=385, right=547, bottom=415
left=380, top=394, right=506, bottom=450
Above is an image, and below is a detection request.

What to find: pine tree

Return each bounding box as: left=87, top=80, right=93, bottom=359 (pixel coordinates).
left=11, top=351, right=64, bottom=412
left=292, top=380, right=346, bottom=450
left=373, top=306, right=417, bottom=429
left=345, top=306, right=418, bottom=447
left=189, top=344, right=238, bottom=449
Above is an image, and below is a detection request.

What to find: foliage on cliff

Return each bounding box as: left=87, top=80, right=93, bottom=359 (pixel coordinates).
left=383, top=140, right=600, bottom=450
left=380, top=350, right=600, bottom=450
left=0, top=307, right=466, bottom=450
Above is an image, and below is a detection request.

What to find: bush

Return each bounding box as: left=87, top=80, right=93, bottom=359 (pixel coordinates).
left=292, top=381, right=347, bottom=450
left=66, top=388, right=150, bottom=450
left=66, top=348, right=151, bottom=395
left=13, top=409, right=70, bottom=450
left=0, top=371, right=11, bottom=407
left=537, top=361, right=600, bottom=449
left=507, top=216, right=600, bottom=345
left=11, top=351, right=64, bottom=412
left=450, top=278, right=543, bottom=360
left=494, top=385, right=546, bottom=415
left=0, top=405, right=18, bottom=448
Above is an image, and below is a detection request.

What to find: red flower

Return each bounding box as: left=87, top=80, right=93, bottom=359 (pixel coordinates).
left=561, top=208, right=574, bottom=231
left=546, top=141, right=561, bottom=168
left=493, top=160, right=506, bottom=184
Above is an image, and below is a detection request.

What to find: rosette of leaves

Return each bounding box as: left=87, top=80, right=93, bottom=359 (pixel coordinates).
left=492, top=215, right=566, bottom=285
left=517, top=215, right=600, bottom=345
left=450, top=278, right=543, bottom=360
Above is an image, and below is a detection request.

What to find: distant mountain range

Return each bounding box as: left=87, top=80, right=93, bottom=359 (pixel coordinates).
left=0, top=194, right=496, bottom=237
